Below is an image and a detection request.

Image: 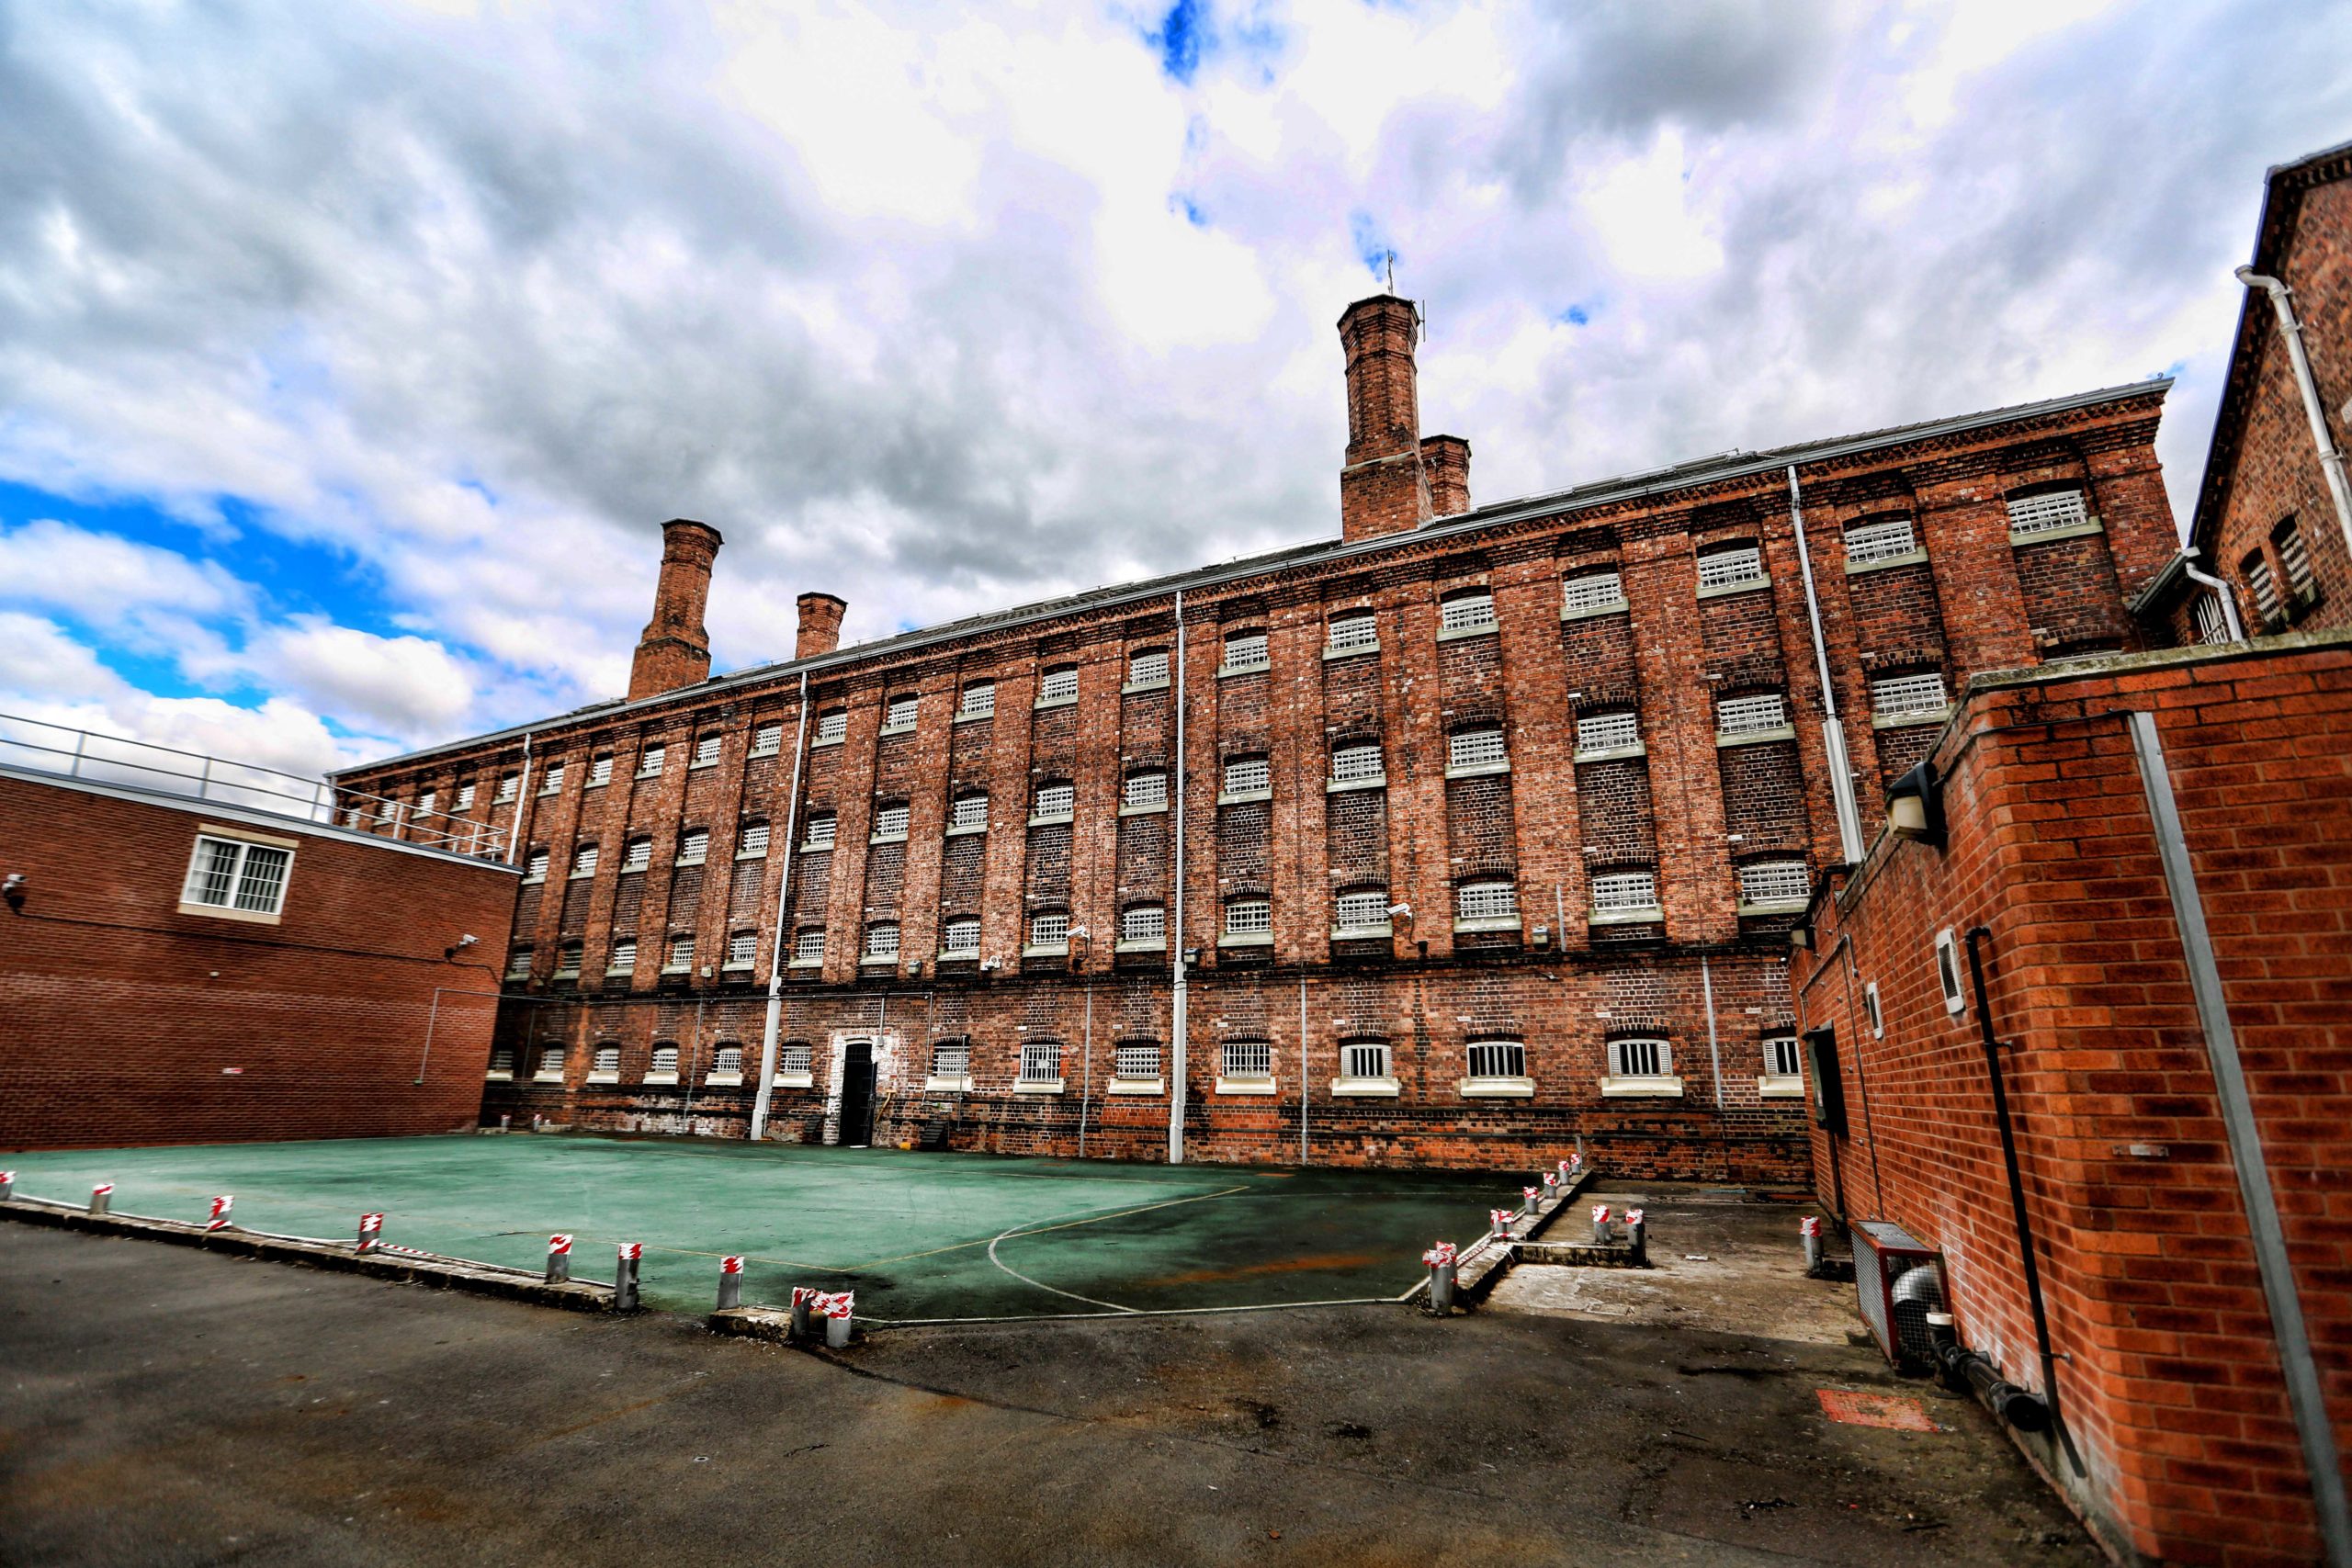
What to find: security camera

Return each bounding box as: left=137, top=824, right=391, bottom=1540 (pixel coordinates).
left=2, top=873, right=24, bottom=913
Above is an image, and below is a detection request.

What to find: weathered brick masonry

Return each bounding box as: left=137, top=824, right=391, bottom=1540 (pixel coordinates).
left=0, top=768, right=518, bottom=1151
left=334, top=294, right=2179, bottom=1179
left=1791, top=636, right=2352, bottom=1568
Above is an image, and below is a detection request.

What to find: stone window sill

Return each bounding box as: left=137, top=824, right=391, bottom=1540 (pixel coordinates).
left=604, top=965, right=634, bottom=977
left=674, top=856, right=707, bottom=869
left=924, top=1075, right=973, bottom=1093
left=1600, top=1075, right=1685, bottom=1099
left=1444, top=760, right=1510, bottom=780
left=868, top=831, right=908, bottom=846
left=1697, top=577, right=1770, bottom=601
left=936, top=951, right=979, bottom=965
left=1574, top=743, right=1645, bottom=763
left=1330, top=923, right=1393, bottom=941
left=800, top=840, right=835, bottom=853
left=952, top=710, right=992, bottom=726
left=1218, top=788, right=1272, bottom=806
left=810, top=736, right=844, bottom=749
left=660, top=964, right=692, bottom=976
left=690, top=760, right=718, bottom=772
left=736, top=848, right=769, bottom=861
left=1846, top=547, right=1928, bottom=576
left=706, top=1073, right=742, bottom=1087
left=1717, top=727, right=1795, bottom=748
left=1327, top=775, right=1386, bottom=794
left=633, top=769, right=662, bottom=780
left=771, top=1072, right=813, bottom=1089
left=878, top=722, right=916, bottom=738
left=748, top=746, right=780, bottom=760
left=2009, top=518, right=2104, bottom=546
left=1560, top=598, right=1631, bottom=623
left=520, top=876, right=546, bottom=887
left=1107, top=1077, right=1164, bottom=1096
left=1216, top=662, right=1270, bottom=680
left=180, top=897, right=286, bottom=926
left=1737, top=900, right=1808, bottom=918
left=584, top=1071, right=619, bottom=1084
left=721, top=960, right=755, bottom=972
left=1027, top=813, right=1073, bottom=828
left=1022, top=942, right=1069, bottom=958
left=787, top=956, right=824, bottom=970
left=945, top=823, right=988, bottom=838
left=1012, top=1078, right=1065, bottom=1096
left=1453, top=916, right=1521, bottom=934
left=1118, top=800, right=1167, bottom=817
left=1588, top=906, right=1664, bottom=927
left=569, top=869, right=597, bottom=880
left=859, top=954, right=898, bottom=968
left=1435, top=622, right=1498, bottom=643
left=1033, top=694, right=1078, bottom=711
left=1758, top=1076, right=1806, bottom=1099
left=1330, top=1077, right=1399, bottom=1098
left=1114, top=938, right=1167, bottom=953
left=1217, top=931, right=1273, bottom=948
left=533, top=1071, right=567, bottom=1083
left=584, top=779, right=607, bottom=790
left=642, top=1073, right=679, bottom=1086
left=1871, top=707, right=1951, bottom=730
left=1460, top=1077, right=1535, bottom=1099
left=485, top=1070, right=514, bottom=1081
left=1122, top=678, right=1170, bottom=695
left=1216, top=1077, right=1277, bottom=1096
left=1323, top=642, right=1379, bottom=661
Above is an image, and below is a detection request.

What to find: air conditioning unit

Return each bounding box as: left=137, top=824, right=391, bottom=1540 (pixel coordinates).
left=1853, top=1219, right=1943, bottom=1365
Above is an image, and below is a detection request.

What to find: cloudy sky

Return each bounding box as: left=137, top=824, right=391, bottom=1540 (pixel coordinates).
left=1, top=0, right=2345, bottom=777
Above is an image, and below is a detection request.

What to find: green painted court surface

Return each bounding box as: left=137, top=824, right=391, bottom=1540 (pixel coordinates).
left=1, top=1136, right=1524, bottom=1319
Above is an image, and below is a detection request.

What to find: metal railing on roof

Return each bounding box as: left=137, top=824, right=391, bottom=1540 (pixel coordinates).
left=0, top=711, right=507, bottom=859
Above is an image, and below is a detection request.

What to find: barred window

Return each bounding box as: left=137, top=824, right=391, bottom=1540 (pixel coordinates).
left=525, top=849, right=550, bottom=882
left=1590, top=871, right=1658, bottom=913
left=1440, top=589, right=1496, bottom=632
left=1121, top=904, right=1165, bottom=943
left=933, top=1039, right=970, bottom=1077
left=571, top=843, right=599, bottom=878
left=1717, top=693, right=1788, bottom=738
left=182, top=835, right=293, bottom=915
left=1844, top=515, right=1918, bottom=565
left=2193, top=591, right=2231, bottom=646
left=587, top=756, right=612, bottom=787
left=1562, top=571, right=1624, bottom=615
left=726, top=931, right=756, bottom=966
left=1456, top=878, right=1518, bottom=921
left=1738, top=860, right=1810, bottom=908
left=650, top=1044, right=679, bottom=1076
left=1223, top=754, right=1270, bottom=795
left=1696, top=545, right=1765, bottom=591
left=666, top=933, right=695, bottom=970
left=1576, top=711, right=1639, bottom=753
left=872, top=801, right=910, bottom=840
left=693, top=734, right=722, bottom=767
left=607, top=938, right=637, bottom=973
left=622, top=837, right=651, bottom=873
left=1340, top=1039, right=1391, bottom=1080
left=1222, top=630, right=1269, bottom=671
left=941, top=916, right=980, bottom=956
left=676, top=829, right=708, bottom=864
left=1610, top=1037, right=1672, bottom=1077
left=1114, top=1041, right=1161, bottom=1079
left=1870, top=672, right=1948, bottom=718
left=713, top=1045, right=743, bottom=1076
left=778, top=1043, right=812, bottom=1075
left=1221, top=1040, right=1273, bottom=1078
left=1466, top=1040, right=1525, bottom=1080
left=814, top=709, right=848, bottom=745
left=1330, top=741, right=1385, bottom=784
left=1039, top=665, right=1079, bottom=704
left=738, top=821, right=770, bottom=857
left=883, top=694, right=919, bottom=730
left=1128, top=648, right=1169, bottom=685
left=489, top=1046, right=514, bottom=1074
left=1448, top=726, right=1507, bottom=771
left=959, top=681, right=996, bottom=718
left=1019, top=1041, right=1062, bottom=1083
left=496, top=773, right=519, bottom=802
left=592, top=1043, right=619, bottom=1074
left=1335, top=889, right=1389, bottom=930
left=751, top=722, right=784, bottom=756
left=1764, top=1034, right=1802, bottom=1077
left=803, top=813, right=837, bottom=850
left=1225, top=897, right=1272, bottom=934
left=1327, top=610, right=1378, bottom=652
left=637, top=745, right=666, bottom=777
left=1123, top=770, right=1167, bottom=810
left=539, top=762, right=565, bottom=795
left=455, top=784, right=477, bottom=811
left=792, top=928, right=825, bottom=963
left=864, top=922, right=899, bottom=961
left=2007, top=489, right=2087, bottom=536
left=2245, top=551, right=2281, bottom=622
left=537, top=1043, right=567, bottom=1077
left=1030, top=910, right=1069, bottom=948
left=505, top=945, right=534, bottom=979
left=950, top=793, right=989, bottom=831
left=2275, top=518, right=2315, bottom=599
left=1032, top=781, right=1074, bottom=818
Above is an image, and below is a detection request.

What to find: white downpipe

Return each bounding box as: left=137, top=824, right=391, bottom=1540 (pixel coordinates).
left=1297, top=974, right=1309, bottom=1166
left=1788, top=465, right=1866, bottom=863
left=2181, top=548, right=2245, bottom=642
left=505, top=732, right=534, bottom=865
left=750, top=671, right=812, bottom=1142
left=2237, top=268, right=2352, bottom=565
left=1169, top=590, right=1189, bottom=1167
left=1701, top=955, right=1724, bottom=1111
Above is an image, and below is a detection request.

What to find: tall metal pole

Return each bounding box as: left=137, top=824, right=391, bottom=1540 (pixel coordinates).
left=1168, top=590, right=1189, bottom=1166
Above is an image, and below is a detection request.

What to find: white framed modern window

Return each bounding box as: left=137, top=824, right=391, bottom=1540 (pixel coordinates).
left=1031, top=782, right=1074, bottom=819
left=496, top=773, right=519, bottom=802
left=1326, top=609, right=1378, bottom=653
left=1455, top=878, right=1518, bottom=921
left=940, top=916, right=980, bottom=957
left=1562, top=570, right=1625, bottom=615
left=777, top=1043, right=813, bottom=1076
left=958, top=682, right=996, bottom=719
left=606, top=938, right=637, bottom=974
left=1120, top=904, right=1165, bottom=944
left=1330, top=740, right=1385, bottom=784
left=1127, top=648, right=1169, bottom=686
left=1844, top=515, right=1918, bottom=565
left=622, top=837, right=652, bottom=873
left=505, top=946, right=534, bottom=979
left=1029, top=910, right=1069, bottom=948
left=1223, top=754, right=1270, bottom=795
left=1764, top=1034, right=1803, bottom=1078
left=590, top=1043, right=619, bottom=1077
left=1038, top=665, right=1079, bottom=705
left=571, top=843, right=599, bottom=878
left=676, top=828, right=709, bottom=864
left=1466, top=1040, right=1527, bottom=1081
left=1870, top=671, right=1949, bottom=720
left=1019, top=1040, right=1063, bottom=1084
left=1448, top=726, right=1507, bottom=772
left=871, top=801, right=910, bottom=840
left=863, top=922, right=899, bottom=962
left=538, top=761, right=565, bottom=795
left=726, top=931, right=756, bottom=968
left=882, top=694, right=919, bottom=731
left=1224, top=897, right=1272, bottom=934
left=692, top=733, right=722, bottom=768
left=1575, top=711, right=1639, bottom=754
left=1609, top=1037, right=1672, bottom=1077
left=455, top=783, right=477, bottom=811
left=737, top=821, right=770, bottom=858
left=1589, top=870, right=1659, bottom=915
left=1717, top=693, right=1788, bottom=739
left=751, top=722, right=784, bottom=756
left=524, top=848, right=551, bottom=883
left=931, top=1038, right=971, bottom=1077
left=949, top=793, right=989, bottom=831
left=1221, top=629, right=1269, bottom=671
left=1696, top=545, right=1766, bottom=592
left=813, top=709, right=848, bottom=746
left=803, top=812, right=837, bottom=850
left=1439, top=589, right=1496, bottom=632
left=1220, top=1040, right=1273, bottom=1079
left=181, top=833, right=295, bottom=918
left=792, top=928, right=825, bottom=964
left=1334, top=888, right=1390, bottom=931
left=1340, top=1040, right=1391, bottom=1080
left=1737, top=860, right=1810, bottom=908
left=1114, top=1042, right=1161, bottom=1080
left=1123, top=770, right=1167, bottom=810
left=665, top=933, right=695, bottom=971
left=637, top=745, right=666, bottom=778
left=2007, top=489, right=2088, bottom=537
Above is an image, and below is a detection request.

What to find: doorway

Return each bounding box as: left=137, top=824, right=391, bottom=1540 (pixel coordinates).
left=839, top=1039, right=876, bottom=1147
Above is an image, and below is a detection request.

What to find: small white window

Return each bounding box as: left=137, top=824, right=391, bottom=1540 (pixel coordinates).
left=1936, top=928, right=1966, bottom=1015
left=693, top=734, right=722, bottom=768
left=496, top=773, right=519, bottom=803
left=814, top=709, right=848, bottom=746
left=2007, top=489, right=2088, bottom=537
left=1032, top=782, right=1074, bottom=819
left=525, top=848, right=551, bottom=883
left=1127, top=649, right=1169, bottom=686
left=1335, top=889, right=1389, bottom=931
left=1223, top=755, right=1270, bottom=795
left=1448, top=726, right=1507, bottom=772
left=1121, top=905, right=1165, bottom=943
left=1222, top=630, right=1269, bottom=671
left=666, top=933, right=695, bottom=971
left=778, top=1043, right=813, bottom=1075
left=504, top=946, right=534, bottom=980
left=1221, top=1040, right=1273, bottom=1079
left=1020, top=1041, right=1062, bottom=1083
left=1589, top=871, right=1658, bottom=914
left=950, top=793, right=989, bottom=831
left=1114, top=1042, right=1160, bottom=1079
left=727, top=931, right=757, bottom=967
left=738, top=821, right=770, bottom=858
left=536, top=1044, right=567, bottom=1079
left=1439, top=590, right=1496, bottom=632
left=1864, top=980, right=1884, bottom=1038
left=637, top=744, right=667, bottom=778
left=1039, top=665, right=1079, bottom=704
left=1340, top=1040, right=1390, bottom=1080
left=1123, top=771, right=1167, bottom=810
left=621, top=838, right=651, bottom=873
left=1456, top=879, right=1517, bottom=921
left=571, top=843, right=599, bottom=878
left=587, top=755, right=613, bottom=788
left=872, top=802, right=910, bottom=840
left=751, top=722, right=783, bottom=756
left=1466, top=1040, right=1526, bottom=1081
left=342, top=804, right=368, bottom=829
left=1029, top=910, right=1069, bottom=948
left=182, top=835, right=294, bottom=916
left=713, top=1045, right=743, bottom=1076
left=650, top=1044, right=680, bottom=1076
left=455, top=784, right=477, bottom=812
left=1696, top=545, right=1765, bottom=591
left=538, top=762, right=565, bottom=795
left=2245, top=552, right=2282, bottom=623
left=793, top=928, right=825, bottom=964
left=1870, top=672, right=1949, bottom=719
left=803, top=813, right=837, bottom=850
left=1562, top=571, right=1625, bottom=615
left=1844, top=516, right=1918, bottom=565
left=418, top=789, right=437, bottom=815
left=1327, top=610, right=1378, bottom=653
left=488, top=1046, right=514, bottom=1075
left=1737, top=860, right=1809, bottom=908
left=941, top=916, right=980, bottom=956
left=1718, top=693, right=1788, bottom=738
left=882, top=694, right=919, bottom=730
left=932, top=1039, right=971, bottom=1077
left=1224, top=897, right=1271, bottom=934
left=592, top=1043, right=619, bottom=1075
left=1764, top=1034, right=1803, bottom=1078
left=2277, top=520, right=2315, bottom=599
left=1330, top=741, right=1385, bottom=784
left=1610, top=1037, right=1671, bottom=1077
left=607, top=938, right=637, bottom=974
left=864, top=922, right=899, bottom=961
left=1576, top=712, right=1639, bottom=754
left=959, top=682, right=995, bottom=719
left=2193, top=592, right=2232, bottom=646
left=676, top=829, right=708, bottom=864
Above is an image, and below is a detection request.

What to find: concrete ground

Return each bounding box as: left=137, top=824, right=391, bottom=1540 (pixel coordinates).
left=0, top=1222, right=2100, bottom=1567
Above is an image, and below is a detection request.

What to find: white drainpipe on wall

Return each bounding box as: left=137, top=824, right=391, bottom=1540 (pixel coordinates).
left=2180, top=548, right=2245, bottom=642
left=1168, top=589, right=1189, bottom=1166
left=1787, top=465, right=1867, bottom=863
left=750, top=671, right=811, bottom=1142
left=2236, top=267, right=2352, bottom=565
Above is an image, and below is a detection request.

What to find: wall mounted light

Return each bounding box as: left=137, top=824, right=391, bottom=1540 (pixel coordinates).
left=1885, top=761, right=1946, bottom=851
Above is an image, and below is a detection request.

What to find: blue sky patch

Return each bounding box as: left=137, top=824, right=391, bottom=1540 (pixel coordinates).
left=1348, top=210, right=1395, bottom=280
left=1149, top=0, right=1205, bottom=84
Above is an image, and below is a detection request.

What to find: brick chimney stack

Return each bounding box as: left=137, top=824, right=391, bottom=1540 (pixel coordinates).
left=627, top=519, right=723, bottom=702
left=1338, top=294, right=1470, bottom=540
left=796, top=592, right=846, bottom=660
left=1420, top=434, right=1472, bottom=519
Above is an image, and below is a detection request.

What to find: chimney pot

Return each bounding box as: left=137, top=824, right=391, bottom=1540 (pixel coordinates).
left=627, top=519, right=723, bottom=702
left=796, top=592, right=846, bottom=660
left=1420, top=434, right=1472, bottom=519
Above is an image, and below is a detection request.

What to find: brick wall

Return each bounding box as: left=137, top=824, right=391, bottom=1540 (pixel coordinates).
left=0, top=769, right=518, bottom=1150
left=1790, top=634, right=2352, bottom=1567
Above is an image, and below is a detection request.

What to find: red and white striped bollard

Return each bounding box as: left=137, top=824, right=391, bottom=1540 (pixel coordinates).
left=546, top=1233, right=573, bottom=1284
left=717, top=1254, right=744, bottom=1312
left=614, top=1242, right=642, bottom=1311
left=88, top=1182, right=114, bottom=1217
left=356, top=1212, right=384, bottom=1253
left=206, top=1195, right=233, bottom=1233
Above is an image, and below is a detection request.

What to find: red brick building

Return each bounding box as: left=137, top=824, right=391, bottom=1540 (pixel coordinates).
left=333, top=293, right=2180, bottom=1178
left=1787, top=634, right=2351, bottom=1566
left=0, top=751, right=518, bottom=1151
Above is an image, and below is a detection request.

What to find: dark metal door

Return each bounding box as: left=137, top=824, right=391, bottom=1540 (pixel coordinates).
left=840, top=1040, right=876, bottom=1146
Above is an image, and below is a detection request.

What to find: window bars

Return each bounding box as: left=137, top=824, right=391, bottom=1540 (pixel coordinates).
left=1330, top=741, right=1385, bottom=784
left=2006, top=489, right=2087, bottom=536
left=1576, top=711, right=1639, bottom=753
left=1716, top=693, right=1788, bottom=738
left=1870, top=671, right=1949, bottom=718
left=1439, top=591, right=1496, bottom=631
left=1589, top=870, right=1658, bottom=914
left=183, top=836, right=292, bottom=914
left=1696, top=546, right=1765, bottom=591
left=1466, top=1041, right=1526, bottom=1080
left=1844, top=515, right=1918, bottom=564
left=1562, top=571, right=1624, bottom=614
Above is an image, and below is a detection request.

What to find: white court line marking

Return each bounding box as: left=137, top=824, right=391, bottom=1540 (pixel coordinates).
left=983, top=1187, right=1249, bottom=1314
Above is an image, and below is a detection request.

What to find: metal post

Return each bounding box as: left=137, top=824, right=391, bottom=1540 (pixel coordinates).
left=1169, top=589, right=1189, bottom=1166
left=1429, top=1261, right=1456, bottom=1314
left=545, top=1234, right=572, bottom=1284
left=717, top=1255, right=743, bottom=1312
left=1627, top=1209, right=1647, bottom=1267
left=88, top=1182, right=113, bottom=1216
left=789, top=1287, right=812, bottom=1340
left=823, top=1292, right=854, bottom=1348
left=614, top=1243, right=641, bottom=1311
left=1802, top=1215, right=1824, bottom=1276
